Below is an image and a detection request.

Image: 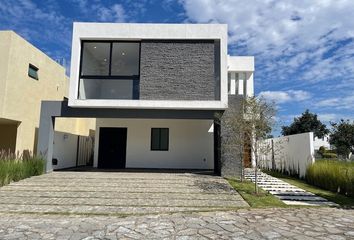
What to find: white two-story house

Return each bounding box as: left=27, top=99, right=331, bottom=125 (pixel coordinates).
left=37, top=23, right=254, bottom=177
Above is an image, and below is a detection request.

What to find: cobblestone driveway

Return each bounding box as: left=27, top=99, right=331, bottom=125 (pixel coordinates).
left=0, top=171, right=248, bottom=215
left=0, top=208, right=353, bottom=239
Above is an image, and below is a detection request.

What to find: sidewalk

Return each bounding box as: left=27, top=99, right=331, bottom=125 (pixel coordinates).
left=244, top=168, right=338, bottom=206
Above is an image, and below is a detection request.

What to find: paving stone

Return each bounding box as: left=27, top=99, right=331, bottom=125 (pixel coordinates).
left=1, top=172, right=353, bottom=239
left=0, top=171, right=248, bottom=215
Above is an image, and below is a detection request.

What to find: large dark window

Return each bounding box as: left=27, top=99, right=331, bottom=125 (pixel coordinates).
left=79, top=41, right=140, bottom=100
left=151, top=128, right=169, bottom=151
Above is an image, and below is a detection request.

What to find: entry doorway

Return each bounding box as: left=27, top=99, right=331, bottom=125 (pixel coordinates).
left=98, top=127, right=127, bottom=169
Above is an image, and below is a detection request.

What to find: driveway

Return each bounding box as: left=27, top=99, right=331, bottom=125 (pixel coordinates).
left=0, top=171, right=248, bottom=215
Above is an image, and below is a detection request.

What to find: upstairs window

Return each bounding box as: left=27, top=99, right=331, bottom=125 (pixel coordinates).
left=111, top=42, right=140, bottom=76
left=81, top=42, right=110, bottom=76
left=28, top=64, right=39, bottom=80
left=80, top=41, right=140, bottom=77
left=151, top=128, right=169, bottom=151
left=79, top=41, right=141, bottom=100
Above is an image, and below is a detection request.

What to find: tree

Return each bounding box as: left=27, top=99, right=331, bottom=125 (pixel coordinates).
left=218, top=96, right=276, bottom=194
left=329, top=119, right=354, bottom=159
left=281, top=109, right=329, bottom=138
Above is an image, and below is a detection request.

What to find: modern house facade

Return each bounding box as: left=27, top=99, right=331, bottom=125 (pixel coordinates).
left=0, top=31, right=94, bottom=166
left=38, top=23, right=254, bottom=177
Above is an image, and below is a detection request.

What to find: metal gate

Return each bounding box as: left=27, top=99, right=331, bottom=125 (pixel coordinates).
left=76, top=135, right=94, bottom=166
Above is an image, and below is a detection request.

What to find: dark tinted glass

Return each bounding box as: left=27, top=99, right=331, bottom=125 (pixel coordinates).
left=159, top=128, right=169, bottom=151
left=111, top=42, right=140, bottom=76
left=151, top=129, right=160, bottom=150
left=28, top=64, right=38, bottom=80
left=81, top=42, right=110, bottom=76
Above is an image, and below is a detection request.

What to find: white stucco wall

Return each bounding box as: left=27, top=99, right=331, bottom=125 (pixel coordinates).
left=227, top=56, right=254, bottom=97
left=94, top=118, right=214, bottom=169
left=313, top=136, right=330, bottom=150
left=258, top=132, right=315, bottom=178
left=53, top=132, right=78, bottom=170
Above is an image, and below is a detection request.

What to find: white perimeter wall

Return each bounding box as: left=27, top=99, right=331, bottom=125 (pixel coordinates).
left=258, top=132, right=315, bottom=178
left=313, top=136, right=330, bottom=150
left=94, top=118, right=214, bottom=169
left=53, top=132, right=78, bottom=170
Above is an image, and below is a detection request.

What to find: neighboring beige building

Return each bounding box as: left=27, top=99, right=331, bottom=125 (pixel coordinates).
left=0, top=30, right=94, bottom=156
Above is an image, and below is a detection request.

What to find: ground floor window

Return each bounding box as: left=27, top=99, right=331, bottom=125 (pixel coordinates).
left=151, top=128, right=169, bottom=151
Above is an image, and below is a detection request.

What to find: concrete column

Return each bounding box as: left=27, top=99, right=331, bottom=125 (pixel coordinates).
left=37, top=101, right=62, bottom=172
left=220, top=95, right=243, bottom=178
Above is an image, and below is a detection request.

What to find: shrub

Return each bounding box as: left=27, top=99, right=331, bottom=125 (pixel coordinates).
left=318, top=146, right=326, bottom=155
left=322, top=152, right=337, bottom=159
left=306, top=160, right=354, bottom=197
left=0, top=151, right=45, bottom=187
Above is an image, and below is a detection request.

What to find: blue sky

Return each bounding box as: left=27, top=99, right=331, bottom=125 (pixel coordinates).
left=0, top=0, right=353, bottom=134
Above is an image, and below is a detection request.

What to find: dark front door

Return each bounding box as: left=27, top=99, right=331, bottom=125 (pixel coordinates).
left=98, top=127, right=127, bottom=169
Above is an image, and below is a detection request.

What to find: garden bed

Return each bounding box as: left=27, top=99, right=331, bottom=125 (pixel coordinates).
left=0, top=153, right=44, bottom=186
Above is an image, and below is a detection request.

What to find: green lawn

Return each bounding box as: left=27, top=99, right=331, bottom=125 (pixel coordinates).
left=227, top=179, right=287, bottom=208
left=264, top=170, right=354, bottom=208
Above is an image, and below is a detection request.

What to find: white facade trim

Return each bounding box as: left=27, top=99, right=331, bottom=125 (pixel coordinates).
left=227, top=56, right=254, bottom=72
left=70, top=99, right=227, bottom=110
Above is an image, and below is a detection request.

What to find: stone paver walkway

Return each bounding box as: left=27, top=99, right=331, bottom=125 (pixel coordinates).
left=244, top=169, right=337, bottom=206
left=0, top=171, right=248, bottom=215
left=0, top=207, right=353, bottom=239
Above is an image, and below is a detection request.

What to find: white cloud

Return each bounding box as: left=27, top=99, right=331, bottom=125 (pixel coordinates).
left=317, top=113, right=338, bottom=122
left=180, top=0, right=354, bottom=91
left=259, top=90, right=311, bottom=104
left=317, top=96, right=354, bottom=109
left=97, top=4, right=126, bottom=23
left=181, top=0, right=354, bottom=53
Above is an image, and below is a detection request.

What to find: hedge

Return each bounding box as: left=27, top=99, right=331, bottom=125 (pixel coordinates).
left=306, top=160, right=354, bottom=197
left=0, top=153, right=45, bottom=186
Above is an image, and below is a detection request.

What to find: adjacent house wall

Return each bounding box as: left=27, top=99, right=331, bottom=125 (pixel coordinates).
left=0, top=123, right=17, bottom=153
left=94, top=118, right=214, bottom=169
left=0, top=31, right=95, bottom=155
left=258, top=132, right=315, bottom=178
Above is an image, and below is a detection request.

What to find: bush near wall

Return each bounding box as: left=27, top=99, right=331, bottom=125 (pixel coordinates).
left=322, top=152, right=338, bottom=159
left=318, top=146, right=337, bottom=159
left=0, top=152, right=45, bottom=186
left=306, top=160, right=354, bottom=197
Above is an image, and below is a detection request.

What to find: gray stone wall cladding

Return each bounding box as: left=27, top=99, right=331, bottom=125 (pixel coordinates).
left=220, top=95, right=244, bottom=178
left=139, top=40, right=216, bottom=100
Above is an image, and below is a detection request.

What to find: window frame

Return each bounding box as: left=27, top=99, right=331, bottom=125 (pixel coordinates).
left=28, top=64, right=39, bottom=80
left=78, top=40, right=141, bottom=98
left=150, top=128, right=169, bottom=151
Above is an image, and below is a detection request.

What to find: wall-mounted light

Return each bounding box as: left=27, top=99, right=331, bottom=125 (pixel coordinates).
left=63, top=134, right=69, bottom=140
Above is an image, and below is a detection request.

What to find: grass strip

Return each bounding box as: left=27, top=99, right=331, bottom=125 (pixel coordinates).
left=227, top=179, right=288, bottom=208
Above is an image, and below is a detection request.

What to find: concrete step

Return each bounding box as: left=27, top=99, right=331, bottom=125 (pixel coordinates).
left=275, top=195, right=328, bottom=201
left=282, top=200, right=338, bottom=206
left=269, top=191, right=316, bottom=196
